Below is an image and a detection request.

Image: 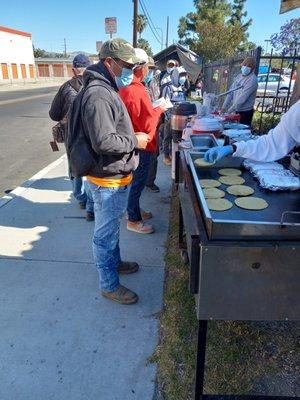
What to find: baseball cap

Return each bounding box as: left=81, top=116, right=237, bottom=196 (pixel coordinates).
left=100, top=38, right=142, bottom=65
left=148, top=56, right=156, bottom=68
left=177, top=66, right=187, bottom=75
left=167, top=59, right=177, bottom=66
left=73, top=54, right=91, bottom=68
left=134, top=48, right=149, bottom=65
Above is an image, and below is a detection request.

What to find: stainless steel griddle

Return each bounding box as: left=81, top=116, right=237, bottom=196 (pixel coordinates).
left=187, top=151, right=300, bottom=240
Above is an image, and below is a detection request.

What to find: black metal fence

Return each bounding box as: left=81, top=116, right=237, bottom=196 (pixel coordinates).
left=203, top=47, right=300, bottom=133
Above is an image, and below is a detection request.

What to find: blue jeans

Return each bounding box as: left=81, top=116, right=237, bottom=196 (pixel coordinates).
left=87, top=181, right=129, bottom=292
left=71, top=176, right=94, bottom=213
left=127, top=150, right=152, bottom=222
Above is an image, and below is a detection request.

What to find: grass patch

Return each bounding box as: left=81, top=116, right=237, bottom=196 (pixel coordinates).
left=153, top=190, right=300, bottom=399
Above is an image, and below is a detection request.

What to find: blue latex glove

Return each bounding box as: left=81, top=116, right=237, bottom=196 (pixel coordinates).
left=204, top=145, right=234, bottom=163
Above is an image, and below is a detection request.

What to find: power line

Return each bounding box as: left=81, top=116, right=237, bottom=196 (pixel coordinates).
left=139, top=0, right=161, bottom=44
left=139, top=0, right=160, bottom=43
left=140, top=0, right=157, bottom=33
left=139, top=0, right=162, bottom=44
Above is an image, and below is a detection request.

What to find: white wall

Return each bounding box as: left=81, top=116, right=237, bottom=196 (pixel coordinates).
left=0, top=29, right=35, bottom=80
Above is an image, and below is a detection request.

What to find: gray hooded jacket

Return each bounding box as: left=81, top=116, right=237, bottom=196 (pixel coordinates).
left=80, top=61, right=138, bottom=178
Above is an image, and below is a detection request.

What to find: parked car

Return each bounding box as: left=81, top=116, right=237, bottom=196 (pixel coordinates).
left=257, top=73, right=294, bottom=93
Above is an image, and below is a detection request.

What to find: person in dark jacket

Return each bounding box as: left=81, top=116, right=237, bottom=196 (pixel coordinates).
left=79, top=38, right=149, bottom=305
left=49, top=54, right=94, bottom=221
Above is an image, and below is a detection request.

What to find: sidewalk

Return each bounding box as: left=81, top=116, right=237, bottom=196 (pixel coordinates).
left=0, top=155, right=171, bottom=400
left=0, top=79, right=67, bottom=92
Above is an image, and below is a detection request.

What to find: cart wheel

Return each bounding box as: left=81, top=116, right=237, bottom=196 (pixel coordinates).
left=181, top=249, right=189, bottom=265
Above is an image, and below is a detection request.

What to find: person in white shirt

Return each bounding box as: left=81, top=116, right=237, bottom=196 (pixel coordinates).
left=204, top=99, right=300, bottom=163
left=160, top=59, right=178, bottom=100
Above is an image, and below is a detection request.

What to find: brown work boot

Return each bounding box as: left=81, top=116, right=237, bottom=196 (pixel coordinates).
left=117, top=261, right=139, bottom=274
left=127, top=221, right=154, bottom=234
left=163, top=156, right=172, bottom=166
left=125, top=209, right=152, bottom=221
left=86, top=211, right=95, bottom=222
left=141, top=210, right=153, bottom=220
left=101, top=285, right=138, bottom=305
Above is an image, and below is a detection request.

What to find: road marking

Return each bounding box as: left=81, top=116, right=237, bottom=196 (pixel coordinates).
left=0, top=154, right=66, bottom=208
left=0, top=93, right=54, bottom=106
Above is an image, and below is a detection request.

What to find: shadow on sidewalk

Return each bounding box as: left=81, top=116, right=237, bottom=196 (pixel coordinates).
left=0, top=175, right=94, bottom=263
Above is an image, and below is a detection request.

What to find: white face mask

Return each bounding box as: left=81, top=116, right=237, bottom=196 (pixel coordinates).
left=167, top=67, right=174, bottom=74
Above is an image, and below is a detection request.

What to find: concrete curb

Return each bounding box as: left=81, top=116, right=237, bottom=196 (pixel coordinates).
left=0, top=154, right=66, bottom=209
left=0, top=80, right=67, bottom=92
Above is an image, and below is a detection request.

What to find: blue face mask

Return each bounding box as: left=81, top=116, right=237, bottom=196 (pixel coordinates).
left=115, top=67, right=134, bottom=88
left=144, top=70, right=154, bottom=84
left=179, top=76, right=186, bottom=85
left=241, top=66, right=251, bottom=76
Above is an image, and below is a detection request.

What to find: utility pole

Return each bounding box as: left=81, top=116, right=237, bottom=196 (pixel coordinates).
left=63, top=38, right=67, bottom=58
left=165, top=16, right=169, bottom=48
left=133, top=0, right=138, bottom=48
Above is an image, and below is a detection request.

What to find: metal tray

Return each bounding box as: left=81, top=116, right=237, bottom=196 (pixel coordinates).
left=223, top=122, right=249, bottom=130
left=187, top=151, right=300, bottom=240
left=189, top=134, right=218, bottom=152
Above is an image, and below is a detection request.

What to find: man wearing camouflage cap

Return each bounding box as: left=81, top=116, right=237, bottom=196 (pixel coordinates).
left=80, top=39, right=149, bottom=304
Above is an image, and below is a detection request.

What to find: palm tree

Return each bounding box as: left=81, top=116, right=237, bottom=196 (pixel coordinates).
left=137, top=14, right=148, bottom=39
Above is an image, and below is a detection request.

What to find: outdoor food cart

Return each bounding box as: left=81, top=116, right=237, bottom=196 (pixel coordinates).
left=176, top=134, right=300, bottom=400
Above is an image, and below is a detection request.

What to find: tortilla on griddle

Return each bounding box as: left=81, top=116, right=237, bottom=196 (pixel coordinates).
left=194, top=158, right=215, bottom=167
left=235, top=197, right=268, bottom=210
left=199, top=179, right=221, bottom=188
left=203, top=188, right=225, bottom=199
left=226, top=185, right=254, bottom=196
left=206, top=198, right=233, bottom=211
left=219, top=175, right=245, bottom=185
left=218, top=168, right=242, bottom=176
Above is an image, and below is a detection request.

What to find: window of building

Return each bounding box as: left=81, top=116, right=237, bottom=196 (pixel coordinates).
left=11, top=63, right=18, bottom=79
left=1, top=63, right=9, bottom=79
left=21, top=64, right=27, bottom=79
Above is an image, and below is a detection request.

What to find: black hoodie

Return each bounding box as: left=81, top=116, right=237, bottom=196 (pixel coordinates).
left=80, top=61, right=138, bottom=178
left=49, top=75, right=83, bottom=122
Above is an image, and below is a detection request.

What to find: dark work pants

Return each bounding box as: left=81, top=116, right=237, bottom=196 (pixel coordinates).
left=127, top=150, right=152, bottom=222
left=146, top=147, right=159, bottom=186
left=238, top=109, right=254, bottom=126
left=163, top=120, right=172, bottom=157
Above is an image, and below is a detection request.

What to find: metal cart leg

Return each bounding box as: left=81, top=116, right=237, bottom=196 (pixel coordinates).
left=195, top=320, right=208, bottom=400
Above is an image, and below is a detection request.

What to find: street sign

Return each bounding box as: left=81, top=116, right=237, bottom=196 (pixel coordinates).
left=96, top=41, right=103, bottom=52
left=105, top=17, right=117, bottom=35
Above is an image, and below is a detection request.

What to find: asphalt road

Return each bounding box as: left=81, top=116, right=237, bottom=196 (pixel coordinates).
left=0, top=86, right=64, bottom=196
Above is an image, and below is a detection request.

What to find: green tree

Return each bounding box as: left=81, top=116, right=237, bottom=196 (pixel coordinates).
left=270, top=18, right=300, bottom=55
left=178, top=0, right=245, bottom=61
left=137, top=38, right=153, bottom=57
left=137, top=14, right=148, bottom=39
left=33, top=47, right=46, bottom=58
left=229, top=0, right=253, bottom=51
left=230, top=0, right=252, bottom=33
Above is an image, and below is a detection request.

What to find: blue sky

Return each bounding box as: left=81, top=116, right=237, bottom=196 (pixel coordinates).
left=1, top=0, right=299, bottom=55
